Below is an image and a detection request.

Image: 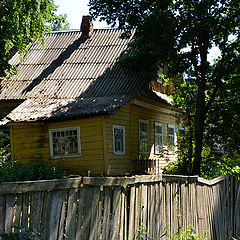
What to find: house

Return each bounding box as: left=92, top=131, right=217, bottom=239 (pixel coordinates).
left=0, top=16, right=178, bottom=176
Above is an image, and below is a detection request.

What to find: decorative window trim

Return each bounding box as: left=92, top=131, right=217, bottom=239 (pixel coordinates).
left=49, top=126, right=82, bottom=159
left=139, top=119, right=149, bottom=153
left=168, top=124, right=176, bottom=154
left=154, top=122, right=163, bottom=154
left=113, top=125, right=125, bottom=155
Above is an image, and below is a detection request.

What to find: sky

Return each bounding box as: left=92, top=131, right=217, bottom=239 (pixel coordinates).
left=54, top=0, right=108, bottom=30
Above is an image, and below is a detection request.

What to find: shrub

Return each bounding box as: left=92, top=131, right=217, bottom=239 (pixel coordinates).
left=137, top=224, right=210, bottom=240
left=0, top=227, right=42, bottom=240
left=0, top=158, right=67, bottom=182
left=163, top=152, right=240, bottom=180
left=0, top=145, right=67, bottom=182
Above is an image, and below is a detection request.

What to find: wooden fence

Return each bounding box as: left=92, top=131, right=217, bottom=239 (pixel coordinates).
left=0, top=174, right=239, bottom=240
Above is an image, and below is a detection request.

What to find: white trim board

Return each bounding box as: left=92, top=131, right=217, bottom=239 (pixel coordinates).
left=131, top=99, right=176, bottom=115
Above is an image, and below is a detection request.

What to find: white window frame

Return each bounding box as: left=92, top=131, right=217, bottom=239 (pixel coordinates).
left=139, top=119, right=149, bottom=153
left=157, top=67, right=163, bottom=84
left=154, top=122, right=163, bottom=154
left=113, top=125, right=125, bottom=155
left=49, top=126, right=81, bottom=158
left=168, top=124, right=176, bottom=154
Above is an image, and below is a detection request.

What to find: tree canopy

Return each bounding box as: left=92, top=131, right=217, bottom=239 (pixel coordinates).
left=90, top=0, right=240, bottom=175
left=0, top=0, right=68, bottom=76
left=49, top=13, right=70, bottom=31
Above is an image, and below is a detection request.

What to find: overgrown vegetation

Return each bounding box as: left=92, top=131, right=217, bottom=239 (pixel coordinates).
left=0, top=227, right=42, bottom=240
left=0, top=157, right=66, bottom=183
left=137, top=224, right=210, bottom=239
left=89, top=0, right=240, bottom=176
left=163, top=130, right=240, bottom=180
left=0, top=133, right=67, bottom=182
left=163, top=135, right=240, bottom=179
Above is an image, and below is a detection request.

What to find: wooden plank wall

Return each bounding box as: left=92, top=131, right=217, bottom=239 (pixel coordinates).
left=11, top=116, right=105, bottom=174
left=104, top=102, right=132, bottom=175
left=0, top=175, right=239, bottom=240
left=130, top=96, right=178, bottom=169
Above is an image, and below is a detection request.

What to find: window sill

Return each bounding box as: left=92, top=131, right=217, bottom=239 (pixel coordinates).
left=50, top=153, right=83, bottom=159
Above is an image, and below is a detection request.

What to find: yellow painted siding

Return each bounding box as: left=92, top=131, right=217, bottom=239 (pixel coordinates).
left=10, top=96, right=178, bottom=176
left=104, top=97, right=177, bottom=176
left=10, top=116, right=105, bottom=174
left=130, top=96, right=178, bottom=171
left=104, top=103, right=131, bottom=176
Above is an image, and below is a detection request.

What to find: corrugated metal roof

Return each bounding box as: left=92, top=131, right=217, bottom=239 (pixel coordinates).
left=2, top=29, right=140, bottom=99
left=0, top=29, right=167, bottom=123
left=3, top=95, right=130, bottom=124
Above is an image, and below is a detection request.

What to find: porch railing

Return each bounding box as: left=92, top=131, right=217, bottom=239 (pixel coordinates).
left=133, top=158, right=163, bottom=175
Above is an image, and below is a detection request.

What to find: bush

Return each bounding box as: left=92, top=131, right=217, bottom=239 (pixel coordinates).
left=163, top=147, right=240, bottom=180
left=0, top=158, right=67, bottom=182
left=0, top=227, right=42, bottom=240
left=137, top=224, right=210, bottom=239
left=0, top=145, right=67, bottom=182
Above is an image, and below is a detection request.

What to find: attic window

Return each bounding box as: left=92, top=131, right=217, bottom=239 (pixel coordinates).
left=157, top=67, right=163, bottom=84
left=49, top=127, right=81, bottom=158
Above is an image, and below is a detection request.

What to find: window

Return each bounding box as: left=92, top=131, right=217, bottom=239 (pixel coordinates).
left=154, top=122, right=163, bottom=154
left=157, top=67, right=163, bottom=84
left=139, top=120, right=149, bottom=153
left=168, top=124, right=175, bottom=153
left=49, top=127, right=81, bottom=158
left=113, top=125, right=125, bottom=155
left=179, top=127, right=185, bottom=137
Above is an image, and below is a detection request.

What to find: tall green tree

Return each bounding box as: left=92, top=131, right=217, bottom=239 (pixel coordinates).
left=90, top=0, right=240, bottom=175
left=0, top=0, right=66, bottom=76
left=49, top=13, right=70, bottom=31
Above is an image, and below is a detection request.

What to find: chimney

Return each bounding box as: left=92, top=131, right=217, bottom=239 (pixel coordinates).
left=81, top=16, right=93, bottom=37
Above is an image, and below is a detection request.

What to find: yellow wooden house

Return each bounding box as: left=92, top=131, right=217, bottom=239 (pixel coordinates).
left=0, top=17, right=178, bottom=176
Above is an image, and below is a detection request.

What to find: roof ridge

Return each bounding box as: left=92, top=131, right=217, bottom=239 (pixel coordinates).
left=50, top=28, right=123, bottom=34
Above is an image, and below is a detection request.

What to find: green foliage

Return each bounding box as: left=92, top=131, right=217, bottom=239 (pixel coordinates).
left=137, top=224, right=209, bottom=239
left=0, top=0, right=68, bottom=76
left=164, top=147, right=240, bottom=180
left=89, top=0, right=240, bottom=175
left=0, top=227, right=42, bottom=240
left=166, top=225, right=210, bottom=240
left=0, top=147, right=67, bottom=182
left=137, top=224, right=152, bottom=240
left=49, top=14, right=70, bottom=31
left=0, top=159, right=67, bottom=183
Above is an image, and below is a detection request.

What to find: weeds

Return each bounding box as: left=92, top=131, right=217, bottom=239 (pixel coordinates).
left=0, top=226, right=42, bottom=240
left=137, top=224, right=210, bottom=240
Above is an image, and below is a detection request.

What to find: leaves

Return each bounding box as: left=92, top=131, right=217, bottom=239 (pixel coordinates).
left=0, top=0, right=68, bottom=76
left=90, top=0, right=240, bottom=176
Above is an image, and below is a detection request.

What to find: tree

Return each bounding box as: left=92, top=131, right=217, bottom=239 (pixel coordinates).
left=49, top=14, right=70, bottom=31
left=89, top=0, right=240, bottom=175
left=0, top=0, right=67, bottom=76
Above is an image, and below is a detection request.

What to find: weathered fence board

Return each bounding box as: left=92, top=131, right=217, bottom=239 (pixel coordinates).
left=0, top=174, right=239, bottom=240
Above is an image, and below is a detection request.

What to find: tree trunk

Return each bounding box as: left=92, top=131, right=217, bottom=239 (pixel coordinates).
left=192, top=22, right=209, bottom=175
left=193, top=85, right=206, bottom=175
